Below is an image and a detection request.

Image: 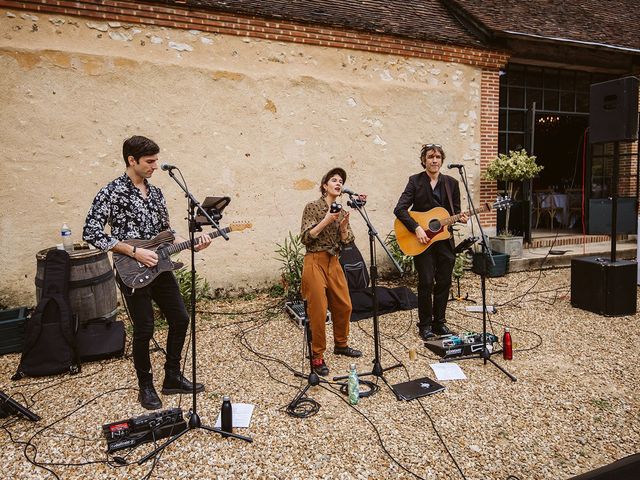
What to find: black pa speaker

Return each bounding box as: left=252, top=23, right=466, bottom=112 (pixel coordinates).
left=589, top=76, right=639, bottom=144
left=570, top=256, right=637, bottom=316
left=568, top=453, right=640, bottom=480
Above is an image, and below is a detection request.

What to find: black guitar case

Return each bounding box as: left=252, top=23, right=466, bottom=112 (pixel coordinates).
left=340, top=242, right=418, bottom=322
left=13, top=249, right=80, bottom=378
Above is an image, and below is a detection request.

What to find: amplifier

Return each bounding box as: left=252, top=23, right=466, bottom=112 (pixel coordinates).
left=103, top=408, right=187, bottom=453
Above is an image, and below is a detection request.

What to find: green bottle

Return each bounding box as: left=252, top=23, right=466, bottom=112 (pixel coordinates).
left=347, top=363, right=359, bottom=405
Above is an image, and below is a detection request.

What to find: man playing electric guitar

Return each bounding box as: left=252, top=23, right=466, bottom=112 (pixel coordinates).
left=393, top=144, right=468, bottom=341
left=83, top=135, right=212, bottom=410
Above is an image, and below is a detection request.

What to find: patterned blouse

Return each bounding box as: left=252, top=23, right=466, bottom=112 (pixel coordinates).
left=83, top=173, right=171, bottom=251
left=300, top=197, right=355, bottom=256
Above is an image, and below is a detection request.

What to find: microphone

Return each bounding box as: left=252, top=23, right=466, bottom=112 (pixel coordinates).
left=341, top=186, right=358, bottom=196
left=160, top=163, right=177, bottom=171
left=447, top=163, right=464, bottom=169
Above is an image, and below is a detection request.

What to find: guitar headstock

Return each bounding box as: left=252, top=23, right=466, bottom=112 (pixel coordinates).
left=229, top=221, right=252, bottom=232
left=492, top=196, right=513, bottom=211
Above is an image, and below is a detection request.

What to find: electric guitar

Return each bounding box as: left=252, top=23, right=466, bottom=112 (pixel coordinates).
left=114, top=221, right=252, bottom=288
left=393, top=198, right=511, bottom=256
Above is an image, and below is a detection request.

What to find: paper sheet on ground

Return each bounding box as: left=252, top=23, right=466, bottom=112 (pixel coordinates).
left=214, top=403, right=255, bottom=428
left=430, top=362, right=467, bottom=380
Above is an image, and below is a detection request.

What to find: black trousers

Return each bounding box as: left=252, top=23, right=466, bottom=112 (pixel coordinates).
left=413, top=240, right=455, bottom=328
left=118, top=271, right=189, bottom=385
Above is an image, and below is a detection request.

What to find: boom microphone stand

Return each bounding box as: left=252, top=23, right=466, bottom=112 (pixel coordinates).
left=333, top=194, right=405, bottom=398
left=139, top=167, right=251, bottom=464
left=441, top=166, right=516, bottom=382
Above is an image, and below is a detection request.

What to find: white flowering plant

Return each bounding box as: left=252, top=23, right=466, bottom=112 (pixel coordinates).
left=484, top=149, right=543, bottom=236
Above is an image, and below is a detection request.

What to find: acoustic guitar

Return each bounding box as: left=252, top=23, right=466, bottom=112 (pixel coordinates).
left=393, top=198, right=510, bottom=256
left=114, top=221, right=251, bottom=288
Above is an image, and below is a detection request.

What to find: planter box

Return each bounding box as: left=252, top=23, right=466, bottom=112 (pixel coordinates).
left=472, top=251, right=510, bottom=278
left=0, top=307, right=27, bottom=355
left=490, top=236, right=523, bottom=258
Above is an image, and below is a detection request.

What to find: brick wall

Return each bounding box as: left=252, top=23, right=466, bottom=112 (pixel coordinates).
left=618, top=140, right=638, bottom=199
left=479, top=68, right=500, bottom=227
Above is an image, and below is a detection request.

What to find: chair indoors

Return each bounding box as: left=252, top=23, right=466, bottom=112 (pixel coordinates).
left=533, top=189, right=559, bottom=229
left=566, top=188, right=583, bottom=229
left=339, top=242, right=417, bottom=321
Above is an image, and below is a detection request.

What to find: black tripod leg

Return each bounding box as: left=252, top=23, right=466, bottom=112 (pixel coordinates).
left=200, top=424, right=254, bottom=442
left=137, top=427, right=190, bottom=464
left=486, top=356, right=517, bottom=382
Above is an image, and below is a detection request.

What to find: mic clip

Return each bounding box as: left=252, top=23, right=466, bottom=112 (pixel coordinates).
left=347, top=198, right=366, bottom=208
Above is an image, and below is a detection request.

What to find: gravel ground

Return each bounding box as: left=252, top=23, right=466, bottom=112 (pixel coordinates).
left=1, top=267, right=638, bottom=480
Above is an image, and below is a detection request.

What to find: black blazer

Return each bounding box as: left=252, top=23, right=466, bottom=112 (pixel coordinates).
left=393, top=172, right=461, bottom=234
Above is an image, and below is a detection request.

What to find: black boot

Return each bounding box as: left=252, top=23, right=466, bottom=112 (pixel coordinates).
left=138, top=383, right=162, bottom=410
left=162, top=371, right=205, bottom=395
left=418, top=325, right=436, bottom=341
left=433, top=322, right=453, bottom=336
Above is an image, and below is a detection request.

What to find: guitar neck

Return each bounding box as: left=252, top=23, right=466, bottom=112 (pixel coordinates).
left=441, top=204, right=490, bottom=226
left=165, top=228, right=231, bottom=255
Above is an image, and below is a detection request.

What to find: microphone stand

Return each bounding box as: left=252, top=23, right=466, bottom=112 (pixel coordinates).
left=139, top=168, right=251, bottom=464
left=441, top=166, right=516, bottom=382
left=287, top=302, right=333, bottom=413
left=332, top=195, right=405, bottom=398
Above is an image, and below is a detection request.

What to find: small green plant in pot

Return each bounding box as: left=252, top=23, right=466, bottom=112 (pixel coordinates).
left=483, top=149, right=543, bottom=236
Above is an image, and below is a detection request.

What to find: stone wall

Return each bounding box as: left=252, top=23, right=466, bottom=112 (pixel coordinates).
left=0, top=8, right=497, bottom=305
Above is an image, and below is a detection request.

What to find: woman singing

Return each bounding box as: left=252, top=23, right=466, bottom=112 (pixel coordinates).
left=300, top=167, right=364, bottom=376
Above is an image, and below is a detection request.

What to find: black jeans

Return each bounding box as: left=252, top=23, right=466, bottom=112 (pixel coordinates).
left=118, top=271, right=189, bottom=385
left=413, top=241, right=455, bottom=328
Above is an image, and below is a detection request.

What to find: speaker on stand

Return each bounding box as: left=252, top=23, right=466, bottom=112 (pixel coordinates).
left=571, top=76, right=639, bottom=316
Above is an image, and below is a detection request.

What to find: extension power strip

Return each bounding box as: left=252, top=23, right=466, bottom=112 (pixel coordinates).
left=465, top=305, right=497, bottom=314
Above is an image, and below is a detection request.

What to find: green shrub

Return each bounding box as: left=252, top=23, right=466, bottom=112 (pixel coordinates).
left=384, top=231, right=415, bottom=275
left=274, top=232, right=305, bottom=300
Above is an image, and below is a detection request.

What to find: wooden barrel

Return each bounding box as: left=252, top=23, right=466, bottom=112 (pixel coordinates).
left=35, top=244, right=117, bottom=325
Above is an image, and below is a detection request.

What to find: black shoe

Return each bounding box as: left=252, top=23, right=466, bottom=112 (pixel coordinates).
left=138, top=384, right=162, bottom=410
left=419, top=327, right=436, bottom=341
left=312, top=359, right=329, bottom=377
left=161, top=372, right=205, bottom=395
left=433, top=323, right=453, bottom=336
left=333, top=346, right=362, bottom=358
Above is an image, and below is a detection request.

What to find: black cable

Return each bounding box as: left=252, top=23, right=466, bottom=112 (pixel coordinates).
left=285, top=396, right=321, bottom=418
left=319, top=382, right=430, bottom=480
left=1, top=386, right=136, bottom=479
left=333, top=311, right=467, bottom=479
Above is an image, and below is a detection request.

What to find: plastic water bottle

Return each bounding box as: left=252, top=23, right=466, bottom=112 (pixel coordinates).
left=221, top=395, right=233, bottom=435
left=347, top=363, right=359, bottom=405
left=502, top=327, right=513, bottom=360
left=61, top=223, right=73, bottom=252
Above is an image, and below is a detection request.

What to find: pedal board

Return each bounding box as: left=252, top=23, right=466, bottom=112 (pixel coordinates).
left=284, top=301, right=331, bottom=328
left=103, top=408, right=187, bottom=453
left=424, top=332, right=498, bottom=358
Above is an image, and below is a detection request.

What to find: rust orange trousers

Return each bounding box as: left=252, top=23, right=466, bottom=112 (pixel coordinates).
left=301, top=251, right=352, bottom=360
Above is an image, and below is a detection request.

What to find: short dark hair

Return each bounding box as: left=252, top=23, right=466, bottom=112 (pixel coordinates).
left=122, top=135, right=160, bottom=166
left=420, top=143, right=446, bottom=167
left=320, top=167, right=347, bottom=195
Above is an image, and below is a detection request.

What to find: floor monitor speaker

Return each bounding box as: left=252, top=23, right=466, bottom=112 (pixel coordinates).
left=571, top=256, right=637, bottom=316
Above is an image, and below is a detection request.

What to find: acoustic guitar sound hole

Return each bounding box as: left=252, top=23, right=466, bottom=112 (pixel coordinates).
left=428, top=219, right=441, bottom=232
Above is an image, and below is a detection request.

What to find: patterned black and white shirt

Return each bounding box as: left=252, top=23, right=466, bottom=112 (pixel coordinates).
left=83, top=173, right=171, bottom=251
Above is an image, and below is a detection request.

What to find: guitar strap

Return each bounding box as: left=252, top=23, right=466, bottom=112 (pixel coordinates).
left=442, top=175, right=456, bottom=215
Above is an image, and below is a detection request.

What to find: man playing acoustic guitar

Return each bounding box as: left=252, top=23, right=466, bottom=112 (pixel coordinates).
left=393, top=144, right=468, bottom=341
left=83, top=135, right=212, bottom=410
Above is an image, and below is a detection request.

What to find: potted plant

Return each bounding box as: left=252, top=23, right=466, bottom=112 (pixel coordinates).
left=483, top=149, right=543, bottom=257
